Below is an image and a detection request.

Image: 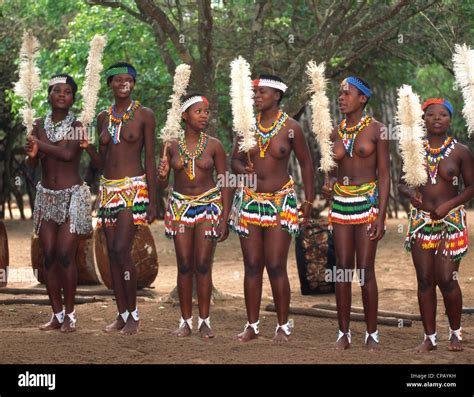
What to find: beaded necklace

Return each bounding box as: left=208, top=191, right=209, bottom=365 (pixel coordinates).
left=256, top=110, right=288, bottom=158
left=424, top=136, right=457, bottom=184
left=43, top=111, right=75, bottom=142
left=178, top=131, right=208, bottom=180
left=338, top=114, right=372, bottom=157
left=107, top=100, right=141, bottom=144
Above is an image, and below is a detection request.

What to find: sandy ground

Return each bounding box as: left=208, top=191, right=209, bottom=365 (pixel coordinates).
left=0, top=209, right=473, bottom=364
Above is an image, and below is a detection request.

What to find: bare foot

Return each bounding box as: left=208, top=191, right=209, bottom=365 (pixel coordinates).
left=104, top=315, right=126, bottom=333
left=335, top=335, right=350, bottom=350
left=171, top=322, right=191, bottom=337
left=120, top=317, right=140, bottom=336
left=366, top=335, right=380, bottom=351
left=415, top=339, right=437, bottom=352
left=199, top=322, right=215, bottom=339
left=235, top=327, right=258, bottom=343
left=448, top=336, right=463, bottom=352
left=39, top=316, right=62, bottom=331
left=60, top=316, right=76, bottom=333
left=272, top=329, right=290, bottom=344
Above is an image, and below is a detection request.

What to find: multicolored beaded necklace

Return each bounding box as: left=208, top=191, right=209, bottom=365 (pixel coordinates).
left=178, top=131, right=208, bottom=180
left=256, top=110, right=288, bottom=158
left=338, top=114, right=372, bottom=157
left=107, top=100, right=141, bottom=144
left=424, top=136, right=457, bottom=184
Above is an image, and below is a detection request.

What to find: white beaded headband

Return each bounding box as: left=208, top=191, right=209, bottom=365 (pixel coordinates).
left=253, top=78, right=288, bottom=93
left=181, top=95, right=209, bottom=112
left=48, top=76, right=67, bottom=87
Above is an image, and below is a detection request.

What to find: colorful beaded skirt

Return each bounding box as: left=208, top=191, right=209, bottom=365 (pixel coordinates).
left=164, top=186, right=223, bottom=240
left=405, top=205, right=468, bottom=262
left=97, top=174, right=149, bottom=227
left=228, top=178, right=299, bottom=238
left=328, top=181, right=379, bottom=229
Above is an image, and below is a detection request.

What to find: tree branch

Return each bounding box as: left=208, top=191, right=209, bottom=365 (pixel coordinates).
left=87, top=0, right=150, bottom=23
left=134, top=0, right=193, bottom=64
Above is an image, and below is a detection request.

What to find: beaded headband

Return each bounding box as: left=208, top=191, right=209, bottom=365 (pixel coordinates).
left=422, top=98, right=453, bottom=116
left=253, top=78, right=288, bottom=93
left=105, top=65, right=137, bottom=79
left=48, top=76, right=67, bottom=86
left=342, top=76, right=372, bottom=97
left=181, top=96, right=209, bottom=112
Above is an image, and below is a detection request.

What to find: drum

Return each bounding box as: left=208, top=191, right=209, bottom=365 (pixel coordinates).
left=31, top=234, right=101, bottom=285
left=295, top=219, right=335, bottom=295
left=93, top=225, right=158, bottom=289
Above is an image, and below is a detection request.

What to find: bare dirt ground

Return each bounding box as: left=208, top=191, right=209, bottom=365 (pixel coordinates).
left=0, top=209, right=473, bottom=364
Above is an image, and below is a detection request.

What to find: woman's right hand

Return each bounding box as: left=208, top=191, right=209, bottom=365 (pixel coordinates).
left=409, top=189, right=423, bottom=209
left=25, top=135, right=39, bottom=158
left=244, top=161, right=254, bottom=174
left=157, top=156, right=170, bottom=180
left=322, top=180, right=334, bottom=200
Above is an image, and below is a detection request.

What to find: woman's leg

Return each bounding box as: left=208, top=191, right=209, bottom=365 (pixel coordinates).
left=262, top=225, right=292, bottom=343
left=435, top=250, right=463, bottom=351
left=193, top=223, right=217, bottom=338
left=55, top=220, right=79, bottom=332
left=171, top=226, right=195, bottom=337
left=354, top=223, right=379, bottom=349
left=38, top=220, right=63, bottom=330
left=236, top=224, right=265, bottom=342
left=411, top=243, right=437, bottom=352
left=332, top=223, right=355, bottom=349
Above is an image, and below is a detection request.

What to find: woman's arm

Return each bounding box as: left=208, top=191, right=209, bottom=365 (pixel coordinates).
left=143, top=107, right=158, bottom=223
left=24, top=120, right=41, bottom=169
left=157, top=142, right=171, bottom=190
left=34, top=120, right=82, bottom=162
left=230, top=136, right=253, bottom=175
left=81, top=112, right=106, bottom=170
left=214, top=139, right=231, bottom=222
left=371, top=122, right=390, bottom=240
left=290, top=122, right=315, bottom=204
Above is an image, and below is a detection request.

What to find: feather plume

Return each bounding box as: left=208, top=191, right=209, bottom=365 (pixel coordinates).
left=453, top=43, right=474, bottom=137
left=305, top=60, right=335, bottom=172
left=14, top=30, right=41, bottom=136
left=79, top=34, right=107, bottom=128
left=396, top=84, right=427, bottom=188
left=160, top=63, right=192, bottom=143
left=230, top=56, right=256, bottom=152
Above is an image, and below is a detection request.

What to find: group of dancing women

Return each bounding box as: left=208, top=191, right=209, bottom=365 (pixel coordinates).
left=24, top=61, right=473, bottom=352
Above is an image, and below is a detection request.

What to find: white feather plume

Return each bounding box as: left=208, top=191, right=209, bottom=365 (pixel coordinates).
left=230, top=56, right=256, bottom=152
left=396, top=84, right=427, bottom=188
left=305, top=60, right=335, bottom=172
left=453, top=43, right=474, bottom=138
left=14, top=30, right=40, bottom=136
left=79, top=34, right=107, bottom=128
left=160, top=63, right=192, bottom=143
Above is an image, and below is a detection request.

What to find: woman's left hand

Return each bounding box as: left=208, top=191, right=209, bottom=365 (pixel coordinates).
left=431, top=203, right=451, bottom=220
left=299, top=201, right=312, bottom=227
left=368, top=217, right=385, bottom=241
left=146, top=205, right=157, bottom=224
left=216, top=221, right=229, bottom=243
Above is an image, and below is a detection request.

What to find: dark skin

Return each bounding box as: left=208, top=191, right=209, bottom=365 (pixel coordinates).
left=82, top=73, right=157, bottom=335
left=25, top=83, right=83, bottom=333
left=231, top=86, right=314, bottom=343
left=157, top=100, right=231, bottom=338
left=322, top=83, right=390, bottom=350
left=399, top=104, right=474, bottom=352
